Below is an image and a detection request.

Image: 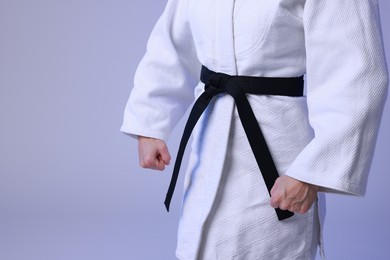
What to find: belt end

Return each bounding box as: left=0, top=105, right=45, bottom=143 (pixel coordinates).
left=164, top=198, right=171, bottom=212
left=276, top=208, right=294, bottom=221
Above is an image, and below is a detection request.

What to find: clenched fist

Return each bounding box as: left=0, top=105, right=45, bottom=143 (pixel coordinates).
left=138, top=136, right=171, bottom=171
left=270, top=175, right=318, bottom=214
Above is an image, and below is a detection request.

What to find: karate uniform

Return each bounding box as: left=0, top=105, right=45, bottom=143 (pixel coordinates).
left=121, top=0, right=388, bottom=259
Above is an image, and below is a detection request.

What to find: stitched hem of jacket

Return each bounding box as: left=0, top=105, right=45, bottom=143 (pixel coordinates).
left=120, top=124, right=168, bottom=141
left=285, top=169, right=366, bottom=196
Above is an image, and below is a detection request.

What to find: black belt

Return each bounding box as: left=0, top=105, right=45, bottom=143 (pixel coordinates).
left=164, top=66, right=304, bottom=221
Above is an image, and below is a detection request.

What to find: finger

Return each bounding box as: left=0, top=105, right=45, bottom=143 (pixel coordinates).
left=156, top=154, right=169, bottom=171
left=140, top=156, right=157, bottom=169
left=299, top=196, right=315, bottom=214
left=154, top=157, right=166, bottom=171
left=140, top=152, right=164, bottom=170
left=299, top=206, right=309, bottom=214
left=270, top=194, right=280, bottom=209
left=289, top=202, right=302, bottom=213
left=270, top=177, right=280, bottom=195
left=159, top=144, right=171, bottom=165
left=279, top=201, right=290, bottom=211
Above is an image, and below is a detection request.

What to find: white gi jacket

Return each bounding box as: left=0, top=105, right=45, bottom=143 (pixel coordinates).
left=121, top=0, right=388, bottom=259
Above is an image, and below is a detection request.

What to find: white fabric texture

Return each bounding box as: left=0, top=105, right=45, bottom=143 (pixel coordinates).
left=121, top=0, right=388, bottom=259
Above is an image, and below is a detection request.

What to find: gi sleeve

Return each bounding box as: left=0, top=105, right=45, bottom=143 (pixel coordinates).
left=285, top=0, right=388, bottom=195
left=120, top=0, right=201, bottom=141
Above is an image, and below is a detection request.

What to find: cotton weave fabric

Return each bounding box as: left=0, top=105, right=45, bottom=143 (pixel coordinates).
left=121, top=0, right=388, bottom=259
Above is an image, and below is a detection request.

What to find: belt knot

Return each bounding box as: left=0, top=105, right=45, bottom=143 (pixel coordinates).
left=206, top=72, right=233, bottom=93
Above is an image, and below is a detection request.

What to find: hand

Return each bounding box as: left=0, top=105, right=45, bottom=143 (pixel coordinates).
left=138, top=136, right=171, bottom=171
left=270, top=175, right=319, bottom=214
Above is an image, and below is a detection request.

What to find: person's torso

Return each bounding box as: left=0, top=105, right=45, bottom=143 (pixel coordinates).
left=188, top=0, right=307, bottom=77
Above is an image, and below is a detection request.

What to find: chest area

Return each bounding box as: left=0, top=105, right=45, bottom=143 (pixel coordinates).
left=188, top=0, right=278, bottom=52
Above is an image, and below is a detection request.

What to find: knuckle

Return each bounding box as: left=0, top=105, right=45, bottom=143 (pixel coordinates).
left=270, top=197, right=279, bottom=208
left=140, top=161, right=147, bottom=168
left=293, top=206, right=301, bottom=213
left=300, top=206, right=309, bottom=214
left=279, top=202, right=288, bottom=210
left=144, top=157, right=154, bottom=165
left=274, top=194, right=282, bottom=204
left=271, top=196, right=278, bottom=204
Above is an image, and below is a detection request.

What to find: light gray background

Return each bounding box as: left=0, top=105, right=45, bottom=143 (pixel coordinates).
left=0, top=0, right=389, bottom=259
